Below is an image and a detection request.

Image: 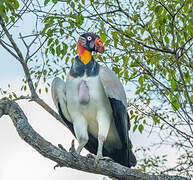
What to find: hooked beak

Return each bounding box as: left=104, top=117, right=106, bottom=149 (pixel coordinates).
left=94, top=38, right=104, bottom=53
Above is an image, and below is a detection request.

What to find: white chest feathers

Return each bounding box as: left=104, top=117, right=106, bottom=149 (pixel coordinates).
left=66, top=74, right=122, bottom=150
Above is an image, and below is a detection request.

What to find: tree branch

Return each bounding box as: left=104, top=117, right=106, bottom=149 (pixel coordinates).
left=175, top=54, right=193, bottom=114
left=0, top=15, right=38, bottom=98
left=0, top=15, right=24, bottom=61
left=0, top=97, right=190, bottom=180
left=0, top=39, right=19, bottom=60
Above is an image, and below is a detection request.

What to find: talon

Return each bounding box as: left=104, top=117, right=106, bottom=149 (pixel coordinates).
left=94, top=154, right=103, bottom=165
left=96, top=154, right=103, bottom=160
left=69, top=139, right=79, bottom=158
left=87, top=153, right=95, bottom=159
left=58, top=144, right=66, bottom=152
left=94, top=154, right=113, bottom=165
left=54, top=163, right=62, bottom=169
left=69, top=139, right=76, bottom=152
left=102, top=156, right=113, bottom=162
left=94, top=158, right=99, bottom=166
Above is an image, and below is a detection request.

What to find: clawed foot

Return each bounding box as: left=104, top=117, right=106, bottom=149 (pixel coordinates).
left=87, top=153, right=113, bottom=165
left=95, top=154, right=112, bottom=163
left=53, top=144, right=67, bottom=169
left=87, top=153, right=95, bottom=159
left=99, top=156, right=113, bottom=162
left=69, top=139, right=79, bottom=158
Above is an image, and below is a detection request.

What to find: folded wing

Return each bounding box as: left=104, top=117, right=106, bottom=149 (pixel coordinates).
left=99, top=66, right=137, bottom=167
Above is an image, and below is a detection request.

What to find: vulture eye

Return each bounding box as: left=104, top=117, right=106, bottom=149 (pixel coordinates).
left=87, top=36, right=92, bottom=41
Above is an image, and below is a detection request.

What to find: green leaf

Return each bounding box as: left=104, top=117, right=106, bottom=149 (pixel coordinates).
left=100, top=31, right=107, bottom=42
left=184, top=70, right=190, bottom=84
left=154, top=116, right=160, bottom=125
left=105, top=39, right=110, bottom=46
left=45, top=48, right=48, bottom=57
left=13, top=0, right=19, bottom=9
left=138, top=124, right=144, bottom=133
left=0, top=3, right=5, bottom=18
left=60, top=28, right=64, bottom=35
left=165, top=36, right=169, bottom=44
left=55, top=39, right=59, bottom=45
left=47, top=29, right=54, bottom=37
left=56, top=45, right=61, bottom=56
left=9, top=94, right=12, bottom=100
left=107, top=18, right=113, bottom=23
left=170, top=95, right=180, bottom=111
left=45, top=87, right=48, bottom=93
left=155, top=5, right=162, bottom=15
left=4, top=16, right=8, bottom=23
left=62, top=42, right=68, bottom=55
left=171, top=78, right=176, bottom=92
left=70, top=2, right=75, bottom=9
left=133, top=124, right=138, bottom=132
left=10, top=16, right=15, bottom=22
left=111, top=31, right=118, bottom=48
left=47, top=38, right=53, bottom=46
left=138, top=76, right=143, bottom=87
left=44, top=0, right=50, bottom=6
left=81, top=0, right=85, bottom=4
left=191, top=95, right=193, bottom=103
left=43, top=69, right=47, bottom=76
left=12, top=92, right=17, bottom=99
left=24, top=85, right=27, bottom=91
left=52, top=0, right=58, bottom=3
left=112, top=66, right=121, bottom=74
left=41, top=24, right=49, bottom=36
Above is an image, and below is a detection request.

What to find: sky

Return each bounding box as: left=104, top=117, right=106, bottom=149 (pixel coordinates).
left=0, top=2, right=179, bottom=179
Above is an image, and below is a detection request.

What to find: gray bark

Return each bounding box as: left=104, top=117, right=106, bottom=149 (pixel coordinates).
left=0, top=97, right=190, bottom=180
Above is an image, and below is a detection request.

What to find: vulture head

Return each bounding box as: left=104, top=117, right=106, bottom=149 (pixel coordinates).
left=78, top=32, right=104, bottom=54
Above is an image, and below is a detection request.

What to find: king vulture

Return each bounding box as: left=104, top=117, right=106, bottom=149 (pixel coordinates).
left=51, top=32, right=137, bottom=167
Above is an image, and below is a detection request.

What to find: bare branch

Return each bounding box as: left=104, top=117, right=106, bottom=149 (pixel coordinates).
left=0, top=40, right=19, bottom=60
left=0, top=15, right=24, bottom=61
left=175, top=54, right=193, bottom=114
left=0, top=15, right=38, bottom=98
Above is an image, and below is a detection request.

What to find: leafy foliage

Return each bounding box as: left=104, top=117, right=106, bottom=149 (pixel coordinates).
left=0, top=0, right=20, bottom=23
left=0, top=0, right=193, bottom=178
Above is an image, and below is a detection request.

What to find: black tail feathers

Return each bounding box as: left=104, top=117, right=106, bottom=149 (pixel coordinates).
left=128, top=149, right=137, bottom=167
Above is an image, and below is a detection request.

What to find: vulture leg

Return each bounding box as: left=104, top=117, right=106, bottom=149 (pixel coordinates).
left=96, top=111, right=111, bottom=161
left=71, top=114, right=89, bottom=155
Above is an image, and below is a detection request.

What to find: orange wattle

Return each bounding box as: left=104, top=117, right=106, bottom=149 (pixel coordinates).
left=78, top=41, right=92, bottom=64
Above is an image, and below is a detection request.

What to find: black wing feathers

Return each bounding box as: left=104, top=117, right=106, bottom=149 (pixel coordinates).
left=108, top=98, right=129, bottom=167
left=109, top=98, right=137, bottom=167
